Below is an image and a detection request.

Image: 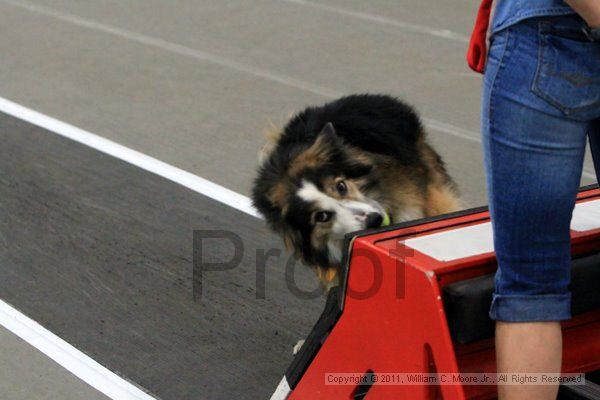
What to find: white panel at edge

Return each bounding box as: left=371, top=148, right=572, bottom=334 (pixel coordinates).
left=403, top=198, right=600, bottom=262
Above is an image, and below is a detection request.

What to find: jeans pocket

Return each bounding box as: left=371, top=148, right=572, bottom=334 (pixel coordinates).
left=532, top=21, right=600, bottom=120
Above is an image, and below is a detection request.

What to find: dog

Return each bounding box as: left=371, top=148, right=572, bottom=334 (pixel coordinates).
left=252, top=94, right=460, bottom=289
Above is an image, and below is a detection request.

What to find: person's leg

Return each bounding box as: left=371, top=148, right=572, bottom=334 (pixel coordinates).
left=501, top=120, right=600, bottom=400
left=496, top=322, right=562, bottom=399
left=488, top=101, right=584, bottom=400
left=481, top=18, right=594, bottom=399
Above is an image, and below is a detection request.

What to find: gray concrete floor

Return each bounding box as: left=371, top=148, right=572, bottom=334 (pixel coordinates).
left=0, top=112, right=325, bottom=399
left=0, top=326, right=110, bottom=400
left=0, top=0, right=597, bottom=399
left=0, top=0, right=593, bottom=207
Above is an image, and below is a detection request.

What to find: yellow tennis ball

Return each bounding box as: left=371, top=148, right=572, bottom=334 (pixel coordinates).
left=382, top=212, right=391, bottom=226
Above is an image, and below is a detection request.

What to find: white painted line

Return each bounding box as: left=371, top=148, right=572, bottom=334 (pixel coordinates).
left=404, top=198, right=600, bottom=261
left=0, top=0, right=338, bottom=99
left=0, top=0, right=596, bottom=203
left=0, top=299, right=158, bottom=400
left=3, top=0, right=598, bottom=181
left=419, top=118, right=596, bottom=180
left=279, top=0, right=470, bottom=43
left=269, top=376, right=291, bottom=400
left=421, top=117, right=481, bottom=144
left=0, top=96, right=260, bottom=218
left=0, top=0, right=484, bottom=147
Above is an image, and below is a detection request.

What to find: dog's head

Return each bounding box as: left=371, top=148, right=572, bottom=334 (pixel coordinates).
left=252, top=123, right=387, bottom=270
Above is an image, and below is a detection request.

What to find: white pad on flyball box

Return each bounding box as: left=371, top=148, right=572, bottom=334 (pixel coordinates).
left=403, top=198, right=600, bottom=262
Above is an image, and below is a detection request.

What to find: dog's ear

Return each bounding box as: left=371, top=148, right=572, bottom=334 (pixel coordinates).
left=319, top=122, right=336, bottom=138
left=258, top=121, right=282, bottom=164
left=288, top=123, right=341, bottom=176
left=313, top=122, right=342, bottom=152
left=258, top=142, right=275, bottom=165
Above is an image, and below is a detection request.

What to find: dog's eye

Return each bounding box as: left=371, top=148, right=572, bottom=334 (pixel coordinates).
left=336, top=180, right=348, bottom=196
left=314, top=211, right=333, bottom=223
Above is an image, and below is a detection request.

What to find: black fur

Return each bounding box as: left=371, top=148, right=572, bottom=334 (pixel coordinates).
left=252, top=94, right=428, bottom=267
left=277, top=94, right=423, bottom=165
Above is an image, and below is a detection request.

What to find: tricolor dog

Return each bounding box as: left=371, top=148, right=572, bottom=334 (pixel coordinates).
left=252, top=94, right=460, bottom=289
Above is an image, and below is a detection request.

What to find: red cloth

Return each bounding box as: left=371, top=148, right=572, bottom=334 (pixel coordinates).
left=467, top=0, right=494, bottom=73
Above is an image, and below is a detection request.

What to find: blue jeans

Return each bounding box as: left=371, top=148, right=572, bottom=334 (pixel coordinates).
left=482, top=15, right=600, bottom=322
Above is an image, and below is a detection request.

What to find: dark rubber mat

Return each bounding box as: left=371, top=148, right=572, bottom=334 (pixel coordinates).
left=0, top=113, right=325, bottom=400
left=443, top=252, right=600, bottom=344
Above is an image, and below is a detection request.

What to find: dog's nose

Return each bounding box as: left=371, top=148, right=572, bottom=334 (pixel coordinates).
left=365, top=212, right=383, bottom=228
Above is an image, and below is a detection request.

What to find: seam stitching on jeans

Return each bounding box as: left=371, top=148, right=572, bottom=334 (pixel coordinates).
left=486, top=29, right=511, bottom=296
left=494, top=8, right=576, bottom=33
left=488, top=28, right=512, bottom=146
left=488, top=33, right=511, bottom=184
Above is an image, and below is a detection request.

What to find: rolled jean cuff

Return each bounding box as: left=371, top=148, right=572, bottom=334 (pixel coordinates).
left=489, top=293, right=571, bottom=322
